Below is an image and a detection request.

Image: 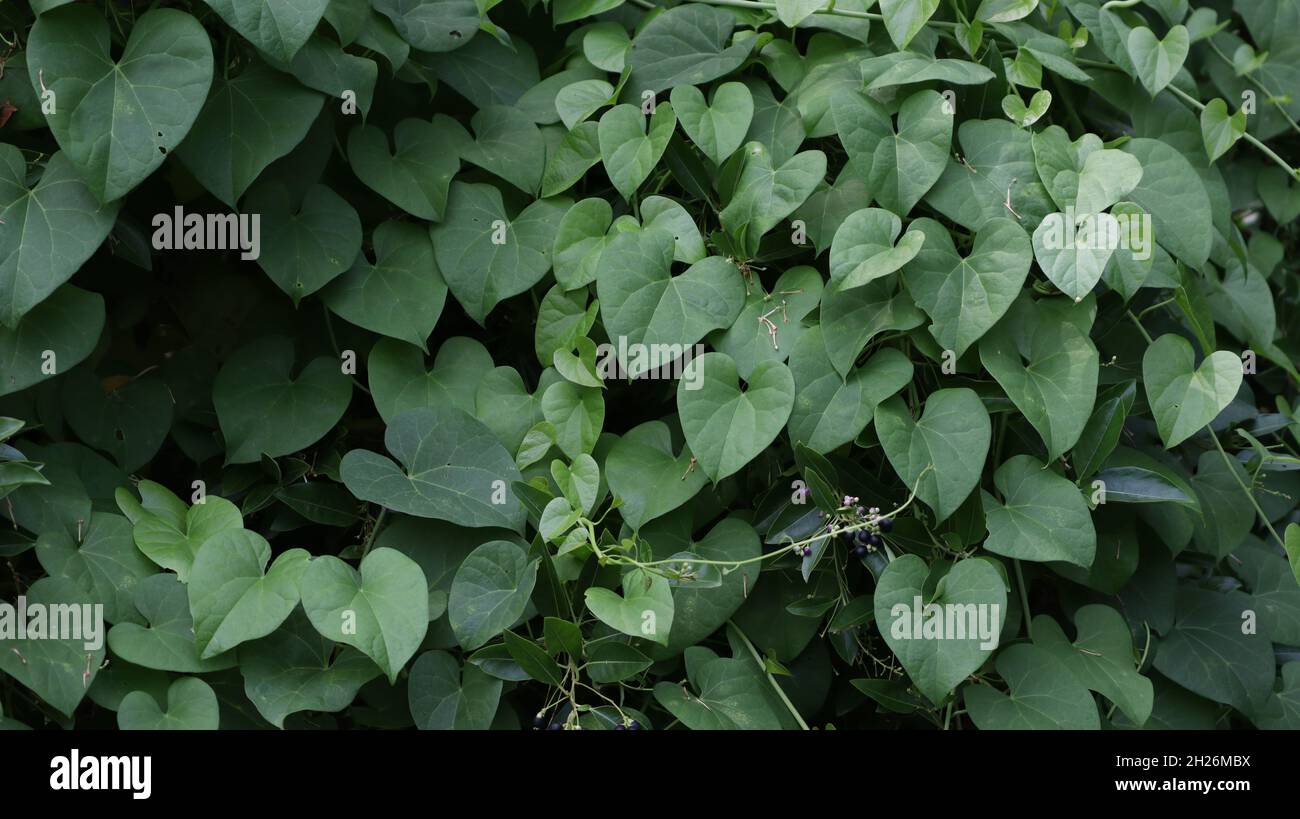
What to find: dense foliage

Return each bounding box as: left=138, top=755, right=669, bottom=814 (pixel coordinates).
left=1, top=0, right=1299, bottom=731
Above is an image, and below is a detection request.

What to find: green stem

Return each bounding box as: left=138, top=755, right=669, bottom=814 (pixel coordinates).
left=729, top=620, right=810, bottom=730
left=693, top=0, right=960, bottom=26
left=361, top=507, right=387, bottom=559
left=1208, top=432, right=1285, bottom=548
left=1206, top=39, right=1300, bottom=139
left=1125, top=310, right=1154, bottom=344
left=1164, top=84, right=1299, bottom=180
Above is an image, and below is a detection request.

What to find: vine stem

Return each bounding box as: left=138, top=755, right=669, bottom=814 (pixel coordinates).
left=1208, top=432, right=1285, bottom=548
left=1013, top=559, right=1032, bottom=631
left=729, top=620, right=810, bottom=730
left=361, top=507, right=387, bottom=559
left=1125, top=310, right=1154, bottom=344
left=1205, top=39, right=1300, bottom=139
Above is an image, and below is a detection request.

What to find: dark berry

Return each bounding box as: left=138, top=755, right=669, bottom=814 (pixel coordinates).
left=615, top=723, right=627, bottom=731
left=629, top=720, right=642, bottom=730
left=548, top=723, right=563, bottom=730
left=532, top=713, right=546, bottom=729
left=853, top=544, right=867, bottom=557
left=878, top=517, right=894, bottom=533
left=854, top=530, right=869, bottom=546
left=868, top=533, right=883, bottom=547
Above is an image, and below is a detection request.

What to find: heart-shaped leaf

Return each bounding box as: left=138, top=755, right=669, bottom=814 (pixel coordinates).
left=965, top=643, right=1100, bottom=728
left=367, top=336, right=492, bottom=423
left=981, top=454, right=1097, bottom=566
left=1200, top=98, right=1247, bottom=162
left=820, top=278, right=925, bottom=378
left=240, top=608, right=382, bottom=728
left=27, top=6, right=214, bottom=201
left=203, top=0, right=328, bottom=62
left=903, top=216, right=1032, bottom=357
left=585, top=567, right=675, bottom=646
left=596, top=229, right=746, bottom=378
left=187, top=529, right=310, bottom=659
left=873, top=554, right=1006, bottom=705
left=1031, top=126, right=1144, bottom=216
left=0, top=286, right=104, bottom=397
left=373, top=0, right=480, bottom=52
left=606, top=420, right=707, bottom=530
left=677, top=353, right=795, bottom=482
left=979, top=296, right=1099, bottom=461
left=720, top=143, right=826, bottom=255
left=626, top=4, right=753, bottom=92
left=1126, top=25, right=1189, bottom=97
left=1142, top=334, right=1243, bottom=448
left=213, top=336, right=352, bottom=465
left=340, top=405, right=527, bottom=531
left=246, top=182, right=361, bottom=303
left=598, top=103, right=676, bottom=201
left=788, top=327, right=913, bottom=453
left=462, top=105, right=546, bottom=195
left=176, top=62, right=324, bottom=208
left=348, top=118, right=462, bottom=221
left=408, top=649, right=503, bottom=729
left=874, top=389, right=991, bottom=524
left=829, top=207, right=926, bottom=291
left=0, top=148, right=120, bottom=327
left=1032, top=211, right=1117, bottom=302
left=321, top=220, right=447, bottom=351
left=0, top=577, right=107, bottom=716
left=670, top=82, right=754, bottom=165
left=118, top=677, right=219, bottom=730
left=107, top=573, right=238, bottom=673
left=300, top=547, right=429, bottom=683
left=878, top=0, right=940, bottom=50
left=35, top=512, right=154, bottom=625
left=115, top=480, right=244, bottom=583
left=447, top=540, right=539, bottom=650
left=1258, top=167, right=1300, bottom=224
left=832, top=89, right=951, bottom=217
left=709, top=266, right=822, bottom=379
left=432, top=182, right=569, bottom=324
left=1030, top=605, right=1153, bottom=727
left=61, top=370, right=174, bottom=472
left=1002, top=89, right=1051, bottom=127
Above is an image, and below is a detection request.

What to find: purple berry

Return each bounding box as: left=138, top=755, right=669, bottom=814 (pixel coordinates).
left=868, top=533, right=883, bottom=547
left=853, top=544, right=867, bottom=557
left=878, top=517, right=894, bottom=533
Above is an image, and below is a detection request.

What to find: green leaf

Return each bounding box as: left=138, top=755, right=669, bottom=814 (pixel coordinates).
left=653, top=645, right=785, bottom=729
left=585, top=567, right=675, bottom=646
left=502, top=630, right=566, bottom=686
left=965, top=643, right=1100, bottom=728
left=1142, top=334, right=1242, bottom=449
left=1122, top=138, right=1212, bottom=269
left=321, top=220, right=447, bottom=350
left=1286, top=524, right=1300, bottom=588
left=447, top=540, right=539, bottom=650
left=373, top=0, right=480, bottom=52
left=981, top=455, right=1097, bottom=567
left=925, top=118, right=1054, bottom=231
left=432, top=182, right=569, bottom=324
left=1200, top=98, right=1247, bottom=162
left=341, top=406, right=526, bottom=531
left=606, top=420, right=707, bottom=530
left=1152, top=588, right=1275, bottom=714
left=627, top=4, right=753, bottom=93
left=542, top=381, right=604, bottom=459
left=119, top=677, right=219, bottom=730
left=348, top=118, right=462, bottom=221
left=975, top=0, right=1037, bottom=24
left=188, top=529, right=310, bottom=659
left=61, top=370, right=174, bottom=472
left=719, top=143, right=826, bottom=255
left=1126, top=25, right=1189, bottom=97
left=115, top=480, right=244, bottom=583
left=677, top=353, right=795, bottom=482
left=1235, top=539, right=1300, bottom=645
left=367, top=336, right=491, bottom=423
left=462, top=105, right=546, bottom=195
left=0, top=148, right=121, bottom=327
left=670, top=82, right=754, bottom=165
left=213, top=335, right=352, bottom=464
left=0, top=286, right=104, bottom=397
left=300, top=547, right=429, bottom=683
left=203, top=0, right=328, bottom=62
left=979, top=295, right=1099, bottom=461
left=1001, top=89, right=1051, bottom=127
left=247, top=182, right=362, bottom=303
left=829, top=207, right=926, bottom=291
left=586, top=642, right=652, bottom=683
left=1030, top=604, right=1153, bottom=726
left=35, top=512, right=154, bottom=625
left=176, top=62, right=324, bottom=208
left=598, top=103, right=676, bottom=201
left=903, top=216, right=1032, bottom=358
left=0, top=577, right=107, bottom=716
left=408, top=650, right=502, bottom=729
left=788, top=327, right=913, bottom=453
left=108, top=573, right=238, bottom=673
left=874, top=389, right=991, bottom=524
left=596, top=229, right=745, bottom=379
left=873, top=554, right=1007, bottom=705
left=240, top=608, right=382, bottom=728
left=27, top=6, right=214, bottom=201
left=878, top=0, right=940, bottom=50
left=709, top=266, right=822, bottom=380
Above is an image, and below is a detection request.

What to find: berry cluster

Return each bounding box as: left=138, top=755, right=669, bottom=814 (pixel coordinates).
left=800, top=496, right=895, bottom=561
